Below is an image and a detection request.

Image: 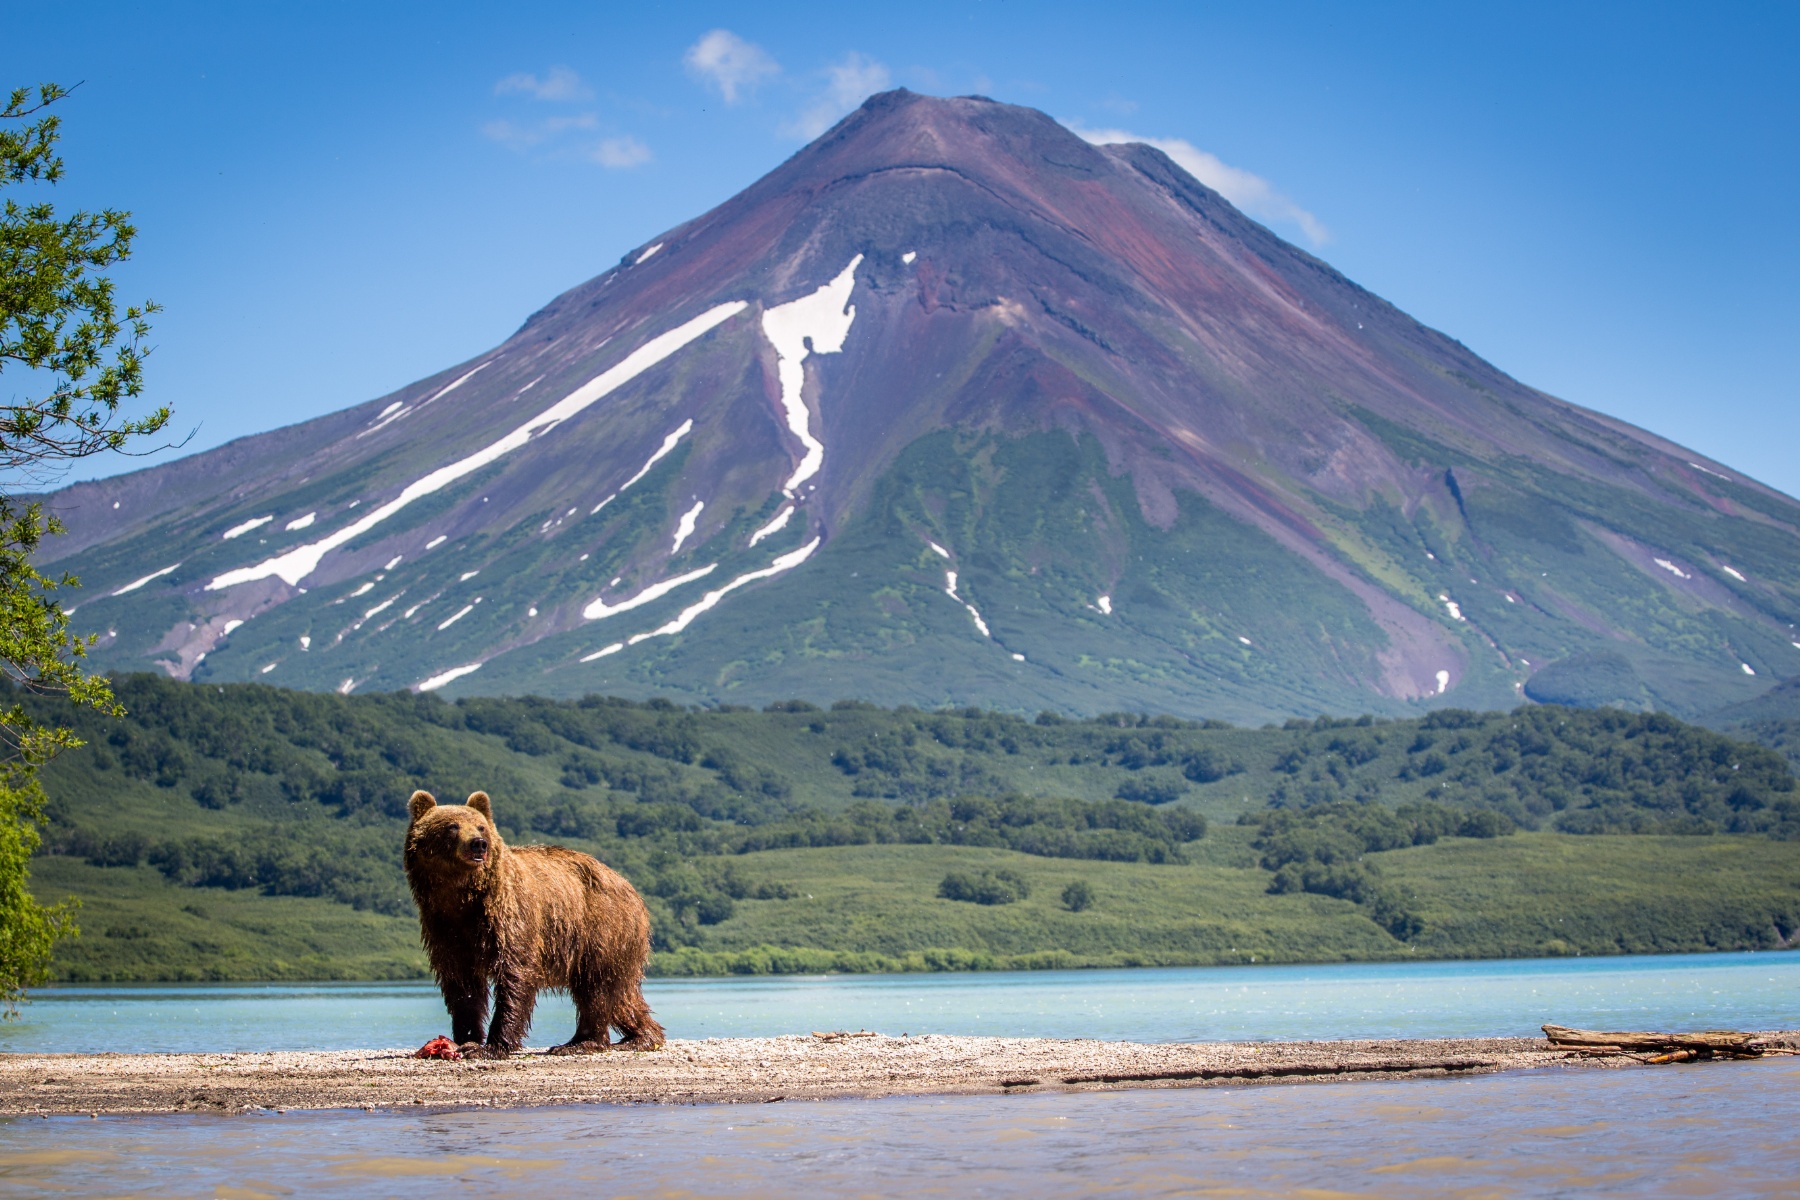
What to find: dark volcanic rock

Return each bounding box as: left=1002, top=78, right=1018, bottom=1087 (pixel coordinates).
left=40, top=91, right=1800, bottom=721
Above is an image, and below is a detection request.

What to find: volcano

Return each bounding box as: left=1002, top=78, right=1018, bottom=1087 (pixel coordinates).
left=40, top=91, right=1800, bottom=721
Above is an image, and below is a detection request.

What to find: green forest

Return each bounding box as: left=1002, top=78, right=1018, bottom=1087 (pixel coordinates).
left=24, top=675, right=1800, bottom=981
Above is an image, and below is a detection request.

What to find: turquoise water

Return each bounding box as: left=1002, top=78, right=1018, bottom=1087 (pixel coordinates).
left=4, top=950, right=1798, bottom=1053
left=3, top=1059, right=1797, bottom=1196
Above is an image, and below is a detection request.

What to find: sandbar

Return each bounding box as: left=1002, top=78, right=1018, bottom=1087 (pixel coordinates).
left=0, top=1032, right=1737, bottom=1116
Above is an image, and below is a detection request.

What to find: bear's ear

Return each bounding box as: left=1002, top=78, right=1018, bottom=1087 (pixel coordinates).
left=466, top=791, right=494, bottom=820
left=408, top=791, right=437, bottom=822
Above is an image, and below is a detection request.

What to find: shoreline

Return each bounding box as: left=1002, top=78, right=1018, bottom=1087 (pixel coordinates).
left=0, top=1033, right=1719, bottom=1116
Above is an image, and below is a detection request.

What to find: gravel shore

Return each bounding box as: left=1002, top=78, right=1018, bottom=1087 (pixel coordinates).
left=0, top=1034, right=1658, bottom=1115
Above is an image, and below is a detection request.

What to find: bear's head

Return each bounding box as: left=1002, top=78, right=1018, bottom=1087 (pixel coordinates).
left=404, top=790, right=505, bottom=883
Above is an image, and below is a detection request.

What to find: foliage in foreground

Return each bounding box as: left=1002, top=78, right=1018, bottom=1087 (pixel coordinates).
left=0, top=83, right=170, bottom=1013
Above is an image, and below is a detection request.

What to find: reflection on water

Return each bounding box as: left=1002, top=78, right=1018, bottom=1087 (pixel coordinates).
left=2, top=1060, right=1796, bottom=1197
left=4, top=951, right=1798, bottom=1054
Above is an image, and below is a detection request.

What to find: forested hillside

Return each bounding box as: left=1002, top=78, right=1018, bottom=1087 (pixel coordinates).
left=25, top=676, right=1800, bottom=981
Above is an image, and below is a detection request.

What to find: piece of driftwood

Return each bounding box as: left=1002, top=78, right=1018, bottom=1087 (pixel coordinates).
left=811, top=1030, right=879, bottom=1042
left=1061, top=1058, right=1493, bottom=1085
left=1542, top=1024, right=1800, bottom=1061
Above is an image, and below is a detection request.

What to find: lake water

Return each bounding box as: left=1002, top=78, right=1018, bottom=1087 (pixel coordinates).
left=4, top=950, right=1799, bottom=1053
left=4, top=952, right=1799, bottom=1196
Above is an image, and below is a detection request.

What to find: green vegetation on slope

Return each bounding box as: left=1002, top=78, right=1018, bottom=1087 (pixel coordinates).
left=645, top=831, right=1800, bottom=976
left=1347, top=408, right=1800, bottom=716
left=22, top=675, right=1800, bottom=980
left=26, top=855, right=425, bottom=982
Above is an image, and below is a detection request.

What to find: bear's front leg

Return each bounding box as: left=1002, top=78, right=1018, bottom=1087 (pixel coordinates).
left=484, top=973, right=537, bottom=1057
left=441, top=972, right=489, bottom=1047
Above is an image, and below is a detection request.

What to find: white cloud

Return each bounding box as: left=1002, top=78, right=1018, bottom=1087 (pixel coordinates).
left=481, top=118, right=541, bottom=151
left=1070, top=124, right=1329, bottom=246
left=483, top=112, right=644, bottom=168
left=481, top=112, right=599, bottom=152
left=495, top=65, right=592, bottom=102
left=785, top=52, right=892, bottom=140
left=684, top=29, right=780, bottom=103
left=591, top=135, right=652, bottom=168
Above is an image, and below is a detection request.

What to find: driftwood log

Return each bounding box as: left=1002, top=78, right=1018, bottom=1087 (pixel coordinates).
left=1543, top=1024, right=1800, bottom=1062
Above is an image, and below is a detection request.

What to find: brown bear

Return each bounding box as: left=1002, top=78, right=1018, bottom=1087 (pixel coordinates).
left=403, top=789, right=665, bottom=1057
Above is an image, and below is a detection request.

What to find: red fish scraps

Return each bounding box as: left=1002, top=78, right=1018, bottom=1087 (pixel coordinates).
left=414, top=1036, right=463, bottom=1060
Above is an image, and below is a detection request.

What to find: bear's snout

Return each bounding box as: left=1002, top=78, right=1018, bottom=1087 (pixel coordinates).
left=463, top=835, right=490, bottom=865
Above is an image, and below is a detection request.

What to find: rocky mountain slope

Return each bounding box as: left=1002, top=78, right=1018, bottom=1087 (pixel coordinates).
left=39, top=91, right=1800, bottom=721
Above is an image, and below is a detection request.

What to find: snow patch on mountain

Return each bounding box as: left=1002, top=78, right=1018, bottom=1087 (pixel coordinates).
left=944, top=570, right=991, bottom=637
left=359, top=364, right=492, bottom=439
left=437, top=600, right=480, bottom=631
left=596, top=419, right=696, bottom=514
left=112, top=564, right=180, bottom=596
left=285, top=513, right=317, bottom=531
left=206, top=303, right=746, bottom=592
left=672, top=501, right=705, bottom=553
left=625, top=538, right=821, bottom=646
left=419, top=362, right=491, bottom=408
left=222, top=516, right=273, bottom=540
left=584, top=564, right=718, bottom=621
left=359, top=405, right=411, bottom=438
left=749, top=505, right=794, bottom=546
left=419, top=662, right=483, bottom=691
left=762, top=256, right=862, bottom=496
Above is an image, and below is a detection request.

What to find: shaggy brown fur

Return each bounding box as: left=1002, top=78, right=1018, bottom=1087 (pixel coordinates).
left=403, top=790, right=664, bottom=1058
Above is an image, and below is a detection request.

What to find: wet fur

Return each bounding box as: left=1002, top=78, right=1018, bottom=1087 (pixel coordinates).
left=403, top=790, right=664, bottom=1057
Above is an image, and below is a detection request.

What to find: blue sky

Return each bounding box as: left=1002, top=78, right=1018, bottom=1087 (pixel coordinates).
left=6, top=1, right=1797, bottom=496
